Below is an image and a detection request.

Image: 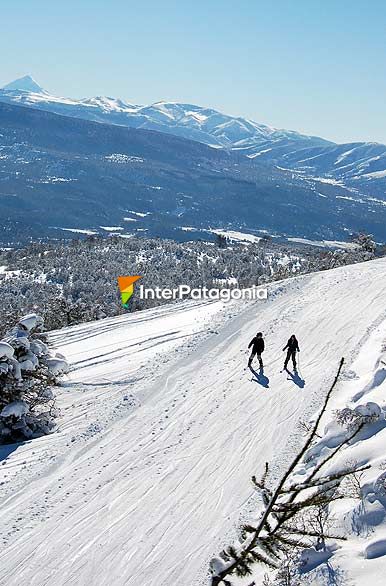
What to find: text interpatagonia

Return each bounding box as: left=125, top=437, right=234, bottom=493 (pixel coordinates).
left=139, top=284, right=268, bottom=302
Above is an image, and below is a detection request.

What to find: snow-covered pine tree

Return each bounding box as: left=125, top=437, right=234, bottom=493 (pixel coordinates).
left=0, top=314, right=68, bottom=442
left=351, top=231, right=376, bottom=254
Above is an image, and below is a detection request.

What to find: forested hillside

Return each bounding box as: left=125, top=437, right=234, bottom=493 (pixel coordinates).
left=0, top=234, right=376, bottom=335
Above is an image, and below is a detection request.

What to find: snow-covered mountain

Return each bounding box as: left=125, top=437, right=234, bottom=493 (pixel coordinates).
left=1, top=76, right=386, bottom=195
left=1, top=257, right=386, bottom=585
left=0, top=76, right=384, bottom=193
left=0, top=76, right=317, bottom=147
left=2, top=99, right=386, bottom=246
left=1, top=76, right=386, bottom=246
left=2, top=74, right=46, bottom=94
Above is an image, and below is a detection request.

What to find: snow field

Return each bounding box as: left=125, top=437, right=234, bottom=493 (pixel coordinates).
left=0, top=259, right=385, bottom=585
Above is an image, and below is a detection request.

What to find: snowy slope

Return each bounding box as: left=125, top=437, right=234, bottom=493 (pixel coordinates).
left=0, top=259, right=386, bottom=585
left=297, top=313, right=386, bottom=586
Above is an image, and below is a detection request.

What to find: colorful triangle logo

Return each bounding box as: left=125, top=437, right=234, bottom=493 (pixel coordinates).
left=118, top=275, right=142, bottom=308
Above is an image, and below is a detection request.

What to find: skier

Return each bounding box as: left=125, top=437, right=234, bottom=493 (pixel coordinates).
left=283, top=334, right=300, bottom=371
left=248, top=332, right=265, bottom=369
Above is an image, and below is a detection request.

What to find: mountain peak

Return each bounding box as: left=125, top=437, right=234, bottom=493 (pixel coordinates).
left=2, top=75, right=45, bottom=94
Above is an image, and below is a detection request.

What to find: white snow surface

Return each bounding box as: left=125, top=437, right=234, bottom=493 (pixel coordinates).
left=210, top=229, right=262, bottom=243
left=61, top=228, right=98, bottom=235
left=288, top=237, right=358, bottom=250
left=0, top=401, right=29, bottom=418
left=0, top=341, right=14, bottom=360
left=0, top=259, right=386, bottom=585
left=362, top=169, right=386, bottom=179
left=303, top=318, right=386, bottom=586
left=18, top=313, right=43, bottom=332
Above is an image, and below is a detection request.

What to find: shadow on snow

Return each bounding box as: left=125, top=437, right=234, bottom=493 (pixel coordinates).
left=249, top=366, right=270, bottom=388
left=285, top=367, right=306, bottom=388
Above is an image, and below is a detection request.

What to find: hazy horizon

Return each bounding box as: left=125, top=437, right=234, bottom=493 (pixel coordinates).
left=1, top=0, right=385, bottom=144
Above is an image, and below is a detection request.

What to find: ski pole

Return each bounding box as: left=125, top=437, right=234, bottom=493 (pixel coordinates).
left=297, top=350, right=303, bottom=379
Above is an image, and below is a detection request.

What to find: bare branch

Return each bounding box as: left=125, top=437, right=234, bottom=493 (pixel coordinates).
left=210, top=359, right=347, bottom=585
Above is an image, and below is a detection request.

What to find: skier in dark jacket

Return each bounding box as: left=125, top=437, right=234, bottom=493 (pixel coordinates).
left=283, top=334, right=300, bottom=370
left=248, top=332, right=265, bottom=369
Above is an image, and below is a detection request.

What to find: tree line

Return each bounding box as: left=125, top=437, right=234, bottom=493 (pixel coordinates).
left=0, top=232, right=379, bottom=336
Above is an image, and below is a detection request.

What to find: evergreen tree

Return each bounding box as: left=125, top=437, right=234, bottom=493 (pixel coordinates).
left=0, top=314, right=68, bottom=442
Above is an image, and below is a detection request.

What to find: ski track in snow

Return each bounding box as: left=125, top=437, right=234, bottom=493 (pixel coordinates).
left=1, top=259, right=386, bottom=586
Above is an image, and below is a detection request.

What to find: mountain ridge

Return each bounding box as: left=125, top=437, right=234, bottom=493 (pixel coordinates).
left=1, top=99, right=386, bottom=246
left=1, top=76, right=386, bottom=196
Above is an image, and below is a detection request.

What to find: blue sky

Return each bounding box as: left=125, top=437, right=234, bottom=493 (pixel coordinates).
left=1, top=0, right=385, bottom=143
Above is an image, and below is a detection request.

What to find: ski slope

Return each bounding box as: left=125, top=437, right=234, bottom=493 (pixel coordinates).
left=1, top=258, right=386, bottom=586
